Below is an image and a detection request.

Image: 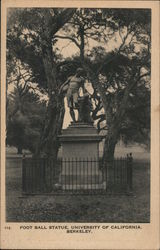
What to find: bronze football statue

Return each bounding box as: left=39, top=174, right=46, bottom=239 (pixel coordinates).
left=59, top=68, right=93, bottom=123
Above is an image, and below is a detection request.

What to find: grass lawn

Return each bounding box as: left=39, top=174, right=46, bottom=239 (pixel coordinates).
left=6, top=157, right=150, bottom=223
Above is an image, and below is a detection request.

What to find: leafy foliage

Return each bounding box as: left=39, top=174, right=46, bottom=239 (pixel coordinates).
left=7, top=8, right=151, bottom=158
left=7, top=86, right=46, bottom=153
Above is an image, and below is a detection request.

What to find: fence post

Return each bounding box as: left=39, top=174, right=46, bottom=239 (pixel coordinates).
left=127, top=153, right=133, bottom=194
left=102, top=158, right=107, bottom=192
left=22, top=154, right=26, bottom=194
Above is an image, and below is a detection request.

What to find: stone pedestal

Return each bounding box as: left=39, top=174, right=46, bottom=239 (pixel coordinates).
left=58, top=122, right=104, bottom=190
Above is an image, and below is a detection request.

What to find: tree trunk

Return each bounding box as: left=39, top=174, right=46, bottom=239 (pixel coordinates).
left=34, top=8, right=76, bottom=159
left=102, top=124, right=120, bottom=192
left=103, top=127, right=118, bottom=162
left=36, top=94, right=65, bottom=159
left=79, top=25, right=85, bottom=62
left=35, top=41, right=65, bottom=159
left=102, top=80, right=134, bottom=162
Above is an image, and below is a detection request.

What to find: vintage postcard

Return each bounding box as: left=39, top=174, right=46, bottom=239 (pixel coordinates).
left=0, top=0, right=159, bottom=249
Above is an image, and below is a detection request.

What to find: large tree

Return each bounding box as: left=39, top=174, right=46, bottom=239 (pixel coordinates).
left=55, top=8, right=151, bottom=161
left=7, top=8, right=76, bottom=159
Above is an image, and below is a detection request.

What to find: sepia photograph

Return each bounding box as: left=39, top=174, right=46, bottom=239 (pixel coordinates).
left=5, top=7, right=151, bottom=223
left=1, top=1, right=159, bottom=249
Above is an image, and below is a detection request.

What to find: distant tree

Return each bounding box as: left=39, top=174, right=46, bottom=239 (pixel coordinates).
left=7, top=110, right=28, bottom=154
left=6, top=86, right=46, bottom=154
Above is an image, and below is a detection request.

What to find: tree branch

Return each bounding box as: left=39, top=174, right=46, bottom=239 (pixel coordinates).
left=50, top=9, right=76, bottom=38
left=54, top=35, right=80, bottom=48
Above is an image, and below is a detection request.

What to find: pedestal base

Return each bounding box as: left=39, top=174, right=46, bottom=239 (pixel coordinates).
left=59, top=163, right=103, bottom=190
left=58, top=122, right=104, bottom=190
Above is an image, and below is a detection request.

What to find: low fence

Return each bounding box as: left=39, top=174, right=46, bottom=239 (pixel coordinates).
left=22, top=155, right=133, bottom=195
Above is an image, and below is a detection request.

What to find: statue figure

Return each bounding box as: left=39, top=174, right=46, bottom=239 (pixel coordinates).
left=78, top=93, right=93, bottom=123
left=59, top=68, right=93, bottom=123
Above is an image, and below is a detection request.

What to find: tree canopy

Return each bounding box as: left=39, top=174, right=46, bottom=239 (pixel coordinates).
left=7, top=8, right=151, bottom=158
